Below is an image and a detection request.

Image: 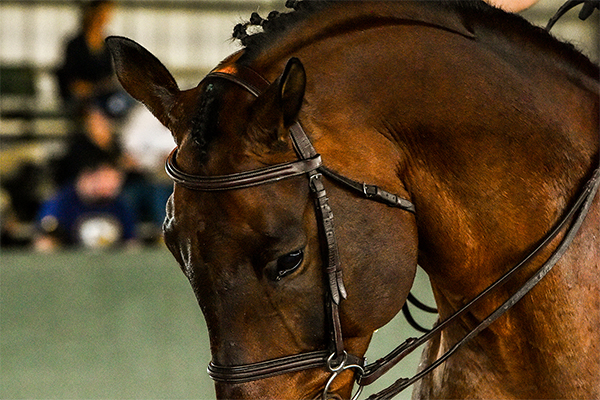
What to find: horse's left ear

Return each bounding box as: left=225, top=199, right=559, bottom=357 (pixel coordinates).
left=248, top=58, right=306, bottom=147
left=279, top=57, right=306, bottom=127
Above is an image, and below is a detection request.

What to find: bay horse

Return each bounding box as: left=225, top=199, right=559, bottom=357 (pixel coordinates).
left=106, top=0, right=599, bottom=398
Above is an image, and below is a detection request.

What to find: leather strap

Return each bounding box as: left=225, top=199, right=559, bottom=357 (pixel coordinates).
left=546, top=0, right=599, bottom=30
left=289, top=123, right=416, bottom=213
left=206, top=64, right=270, bottom=96
left=359, top=167, right=600, bottom=398
left=320, top=167, right=416, bottom=213
left=406, top=292, right=437, bottom=314
left=208, top=349, right=364, bottom=384
left=166, top=148, right=322, bottom=191
left=289, top=122, right=348, bottom=357
left=208, top=350, right=330, bottom=383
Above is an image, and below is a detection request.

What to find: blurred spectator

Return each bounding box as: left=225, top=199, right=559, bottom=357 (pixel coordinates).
left=120, top=104, right=175, bottom=239
left=55, top=103, right=122, bottom=187
left=53, top=102, right=172, bottom=245
left=0, top=188, right=29, bottom=247
left=34, top=155, right=137, bottom=251
left=2, top=162, right=47, bottom=226
left=56, top=0, right=132, bottom=118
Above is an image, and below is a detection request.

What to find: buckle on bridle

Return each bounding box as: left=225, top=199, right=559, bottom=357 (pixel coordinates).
left=310, top=172, right=326, bottom=194
left=362, top=183, right=380, bottom=199
left=323, top=351, right=365, bottom=400
left=362, top=182, right=370, bottom=197
left=326, top=351, right=348, bottom=372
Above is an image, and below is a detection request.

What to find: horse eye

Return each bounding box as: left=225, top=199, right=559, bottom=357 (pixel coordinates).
left=271, top=250, right=304, bottom=281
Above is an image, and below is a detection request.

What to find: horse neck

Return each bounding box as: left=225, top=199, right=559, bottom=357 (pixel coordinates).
left=243, top=7, right=599, bottom=395
left=414, top=196, right=599, bottom=398
left=392, top=31, right=600, bottom=399
left=400, top=62, right=598, bottom=297
left=296, top=19, right=598, bottom=397
left=246, top=1, right=475, bottom=73
left=248, top=1, right=599, bottom=307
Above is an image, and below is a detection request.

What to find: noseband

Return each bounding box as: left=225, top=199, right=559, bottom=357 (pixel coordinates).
left=165, top=63, right=600, bottom=399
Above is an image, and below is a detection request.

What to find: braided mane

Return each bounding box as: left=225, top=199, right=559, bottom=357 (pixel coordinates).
left=232, top=0, right=489, bottom=50
left=190, top=82, right=220, bottom=161
left=232, top=0, right=330, bottom=56
left=233, top=0, right=598, bottom=77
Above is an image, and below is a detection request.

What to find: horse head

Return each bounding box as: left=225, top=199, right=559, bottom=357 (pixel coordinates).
left=107, top=36, right=418, bottom=399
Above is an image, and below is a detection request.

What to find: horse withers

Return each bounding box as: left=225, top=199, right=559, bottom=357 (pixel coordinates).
left=106, top=1, right=599, bottom=399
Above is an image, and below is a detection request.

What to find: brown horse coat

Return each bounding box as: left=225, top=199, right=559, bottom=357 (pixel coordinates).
left=108, top=1, right=599, bottom=398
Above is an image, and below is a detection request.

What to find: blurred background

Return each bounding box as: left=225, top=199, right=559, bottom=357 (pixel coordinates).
left=1, top=0, right=598, bottom=399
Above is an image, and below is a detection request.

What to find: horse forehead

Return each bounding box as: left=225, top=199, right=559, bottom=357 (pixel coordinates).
left=176, top=79, right=253, bottom=160
left=223, top=188, right=307, bottom=233
left=175, top=187, right=302, bottom=242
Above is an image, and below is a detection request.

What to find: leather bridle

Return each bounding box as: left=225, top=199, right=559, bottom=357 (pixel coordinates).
left=165, top=63, right=600, bottom=400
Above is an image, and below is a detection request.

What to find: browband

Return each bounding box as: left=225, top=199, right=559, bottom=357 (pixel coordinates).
left=166, top=150, right=322, bottom=191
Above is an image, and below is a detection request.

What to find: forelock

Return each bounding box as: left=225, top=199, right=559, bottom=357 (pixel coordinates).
left=191, top=82, right=220, bottom=161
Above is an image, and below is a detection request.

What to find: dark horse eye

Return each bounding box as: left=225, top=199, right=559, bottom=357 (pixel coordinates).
left=271, top=250, right=304, bottom=281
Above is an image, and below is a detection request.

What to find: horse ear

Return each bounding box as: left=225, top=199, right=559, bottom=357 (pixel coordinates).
left=279, top=57, right=306, bottom=127
left=106, top=36, right=179, bottom=130
left=248, top=58, right=306, bottom=147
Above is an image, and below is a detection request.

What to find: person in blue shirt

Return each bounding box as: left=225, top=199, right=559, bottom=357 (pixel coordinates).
left=35, top=156, right=137, bottom=251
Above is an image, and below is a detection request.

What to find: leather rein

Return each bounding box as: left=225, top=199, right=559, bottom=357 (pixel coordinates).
left=165, top=63, right=600, bottom=400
